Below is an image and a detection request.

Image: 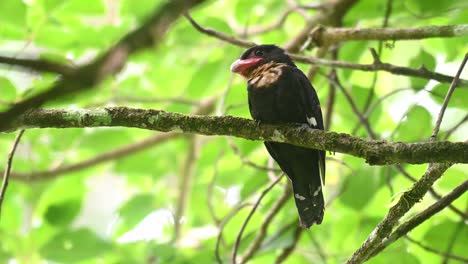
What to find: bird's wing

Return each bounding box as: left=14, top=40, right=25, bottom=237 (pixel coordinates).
left=264, top=141, right=293, bottom=177
left=291, top=67, right=326, bottom=185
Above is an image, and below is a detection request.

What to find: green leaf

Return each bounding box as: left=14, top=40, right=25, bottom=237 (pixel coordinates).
left=117, top=194, right=157, bottom=234
left=121, top=0, right=162, bottom=21
left=339, top=42, right=369, bottom=79
left=40, top=229, right=113, bottom=263
left=339, top=166, right=383, bottom=211
left=240, top=170, right=269, bottom=199
left=369, top=239, right=420, bottom=264
left=0, top=0, right=26, bottom=27
left=423, top=220, right=468, bottom=261
left=0, top=77, right=16, bottom=103
left=80, top=129, right=133, bottom=152
left=184, top=59, right=227, bottom=97
left=430, top=84, right=468, bottom=109
left=409, top=49, right=436, bottom=90
left=37, top=177, right=85, bottom=218
left=406, top=0, right=458, bottom=15
left=0, top=191, right=23, bottom=230
left=44, top=199, right=82, bottom=226
left=394, top=106, right=431, bottom=142
left=345, top=1, right=388, bottom=23
left=0, top=23, right=26, bottom=39
left=60, top=0, right=105, bottom=15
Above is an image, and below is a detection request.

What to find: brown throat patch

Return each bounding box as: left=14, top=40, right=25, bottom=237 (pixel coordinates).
left=248, top=62, right=287, bottom=89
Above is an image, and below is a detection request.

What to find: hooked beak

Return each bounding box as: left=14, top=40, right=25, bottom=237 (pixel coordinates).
left=230, top=57, right=263, bottom=77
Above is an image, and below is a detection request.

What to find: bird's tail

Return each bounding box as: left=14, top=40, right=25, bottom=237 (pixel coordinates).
left=291, top=177, right=324, bottom=228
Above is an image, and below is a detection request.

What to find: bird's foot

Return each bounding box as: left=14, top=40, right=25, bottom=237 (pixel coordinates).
left=253, top=119, right=262, bottom=128
left=299, top=123, right=312, bottom=131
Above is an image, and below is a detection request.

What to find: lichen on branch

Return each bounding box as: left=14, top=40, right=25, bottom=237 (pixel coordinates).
left=4, top=107, right=467, bottom=165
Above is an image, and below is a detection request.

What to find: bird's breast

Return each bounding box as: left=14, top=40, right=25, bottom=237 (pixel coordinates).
left=248, top=62, right=287, bottom=89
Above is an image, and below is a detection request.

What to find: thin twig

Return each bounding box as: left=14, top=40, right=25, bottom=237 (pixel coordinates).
left=0, top=55, right=75, bottom=75
left=274, top=225, right=304, bottom=264
left=284, top=0, right=358, bottom=52
left=393, top=164, right=467, bottom=220
left=352, top=87, right=411, bottom=135
left=232, top=175, right=284, bottom=264
left=443, top=114, right=468, bottom=140
left=309, top=232, right=328, bottom=263
left=9, top=132, right=179, bottom=181
left=207, top=150, right=224, bottom=225
left=240, top=183, right=292, bottom=264
left=442, top=211, right=466, bottom=264
left=173, top=136, right=200, bottom=243
left=324, top=68, right=337, bottom=131
left=406, top=236, right=468, bottom=263
left=215, top=203, right=253, bottom=264
left=290, top=52, right=468, bottom=87
left=362, top=0, right=394, bottom=111
left=184, top=13, right=255, bottom=48
left=261, top=219, right=298, bottom=249
left=369, top=179, right=468, bottom=258
left=0, top=130, right=25, bottom=217
left=321, top=72, right=377, bottom=138
left=227, top=137, right=280, bottom=172
left=231, top=7, right=297, bottom=36
left=323, top=47, right=339, bottom=131
left=431, top=53, right=468, bottom=140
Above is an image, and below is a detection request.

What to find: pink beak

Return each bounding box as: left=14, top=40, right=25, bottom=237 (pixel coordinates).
left=230, top=57, right=263, bottom=76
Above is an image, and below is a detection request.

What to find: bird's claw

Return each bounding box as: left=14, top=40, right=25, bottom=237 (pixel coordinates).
left=254, top=119, right=262, bottom=128
left=299, top=123, right=311, bottom=131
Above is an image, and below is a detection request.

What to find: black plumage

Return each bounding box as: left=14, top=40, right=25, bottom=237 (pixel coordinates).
left=230, top=45, right=326, bottom=228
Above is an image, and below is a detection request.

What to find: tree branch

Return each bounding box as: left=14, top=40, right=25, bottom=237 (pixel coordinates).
left=393, top=164, right=467, bottom=220
left=6, top=97, right=217, bottom=182
left=310, top=24, right=468, bottom=46
left=346, top=162, right=452, bottom=263
left=183, top=15, right=468, bottom=87
left=431, top=53, right=468, bottom=140
left=232, top=175, right=284, bottom=264
left=406, top=236, right=468, bottom=263
left=274, top=225, right=304, bottom=264
left=240, top=184, right=292, bottom=264
left=0, top=130, right=25, bottom=217
left=284, top=0, right=358, bottom=52
left=0, top=55, right=75, bottom=75
left=348, top=55, right=468, bottom=263
left=184, top=13, right=255, bottom=48
left=0, top=0, right=205, bottom=131
left=3, top=108, right=467, bottom=165
left=369, top=179, right=468, bottom=258
left=8, top=132, right=178, bottom=181
left=173, top=136, right=200, bottom=243
left=290, top=53, right=468, bottom=87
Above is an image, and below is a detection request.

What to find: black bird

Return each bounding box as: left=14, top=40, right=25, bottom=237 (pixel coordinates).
left=230, top=45, right=325, bottom=228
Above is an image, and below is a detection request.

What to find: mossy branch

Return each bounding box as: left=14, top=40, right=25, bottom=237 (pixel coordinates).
left=4, top=107, right=467, bottom=166
left=310, top=24, right=468, bottom=46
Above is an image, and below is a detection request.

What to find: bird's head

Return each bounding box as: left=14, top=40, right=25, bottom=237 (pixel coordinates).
left=230, top=45, right=295, bottom=78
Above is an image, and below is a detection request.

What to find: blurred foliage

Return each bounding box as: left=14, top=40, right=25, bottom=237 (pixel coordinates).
left=0, top=0, right=467, bottom=263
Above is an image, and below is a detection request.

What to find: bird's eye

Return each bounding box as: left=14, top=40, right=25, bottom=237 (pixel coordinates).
left=254, top=50, right=264, bottom=57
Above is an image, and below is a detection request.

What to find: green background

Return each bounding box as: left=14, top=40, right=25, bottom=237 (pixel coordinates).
left=0, top=0, right=467, bottom=263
